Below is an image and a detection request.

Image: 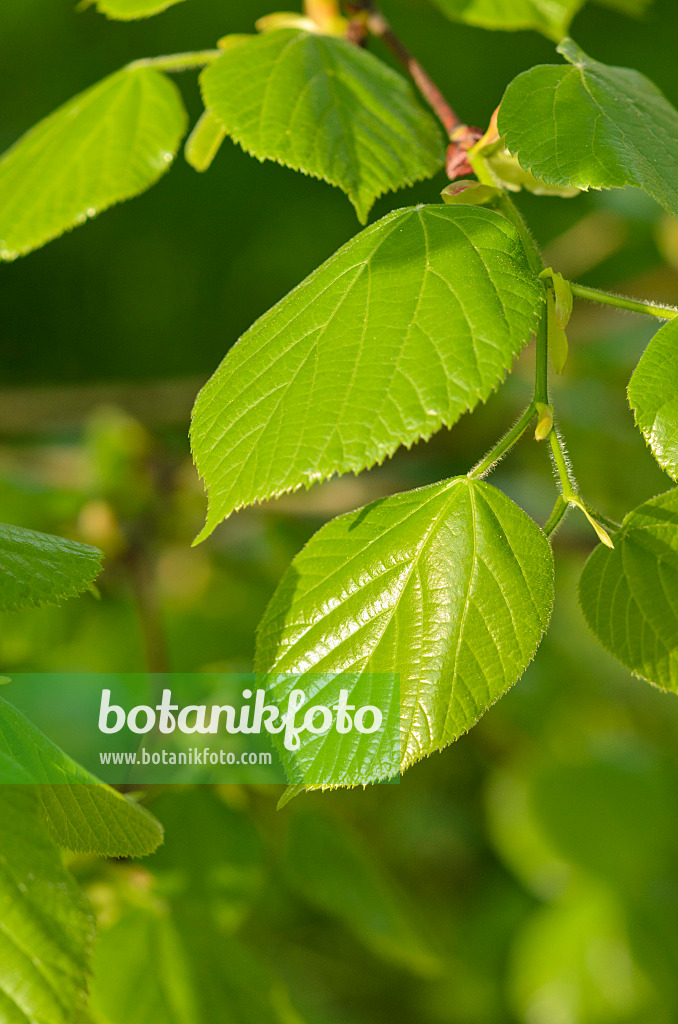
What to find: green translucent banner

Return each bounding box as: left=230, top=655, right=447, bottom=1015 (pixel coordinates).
left=0, top=673, right=400, bottom=787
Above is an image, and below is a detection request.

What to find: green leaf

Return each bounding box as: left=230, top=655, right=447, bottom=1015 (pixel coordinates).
left=191, top=205, right=542, bottom=539
left=82, top=0, right=188, bottom=19
left=429, top=0, right=584, bottom=40
left=579, top=488, right=678, bottom=690
left=256, top=477, right=554, bottom=782
left=498, top=39, right=678, bottom=218
left=145, top=789, right=264, bottom=928
left=90, top=905, right=197, bottom=1024
left=200, top=29, right=444, bottom=221
left=530, top=740, right=678, bottom=889
left=284, top=812, right=439, bottom=974
left=511, top=882, right=648, bottom=1023
left=0, top=66, right=187, bottom=260
left=0, top=695, right=164, bottom=857
left=0, top=786, right=94, bottom=1024
left=546, top=290, right=569, bottom=374
left=39, top=786, right=164, bottom=860
left=0, top=522, right=102, bottom=611
left=628, top=318, right=678, bottom=481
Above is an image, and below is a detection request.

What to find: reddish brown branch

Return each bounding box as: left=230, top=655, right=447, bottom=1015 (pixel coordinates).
left=343, top=1, right=481, bottom=177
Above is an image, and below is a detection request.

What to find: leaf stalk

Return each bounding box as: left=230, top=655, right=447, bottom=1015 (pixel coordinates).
left=569, top=283, right=678, bottom=320
left=468, top=403, right=537, bottom=478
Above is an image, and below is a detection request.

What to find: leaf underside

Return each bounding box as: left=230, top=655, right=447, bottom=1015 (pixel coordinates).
left=579, top=488, right=678, bottom=691
left=628, top=318, right=678, bottom=481
left=0, top=522, right=102, bottom=611
left=0, top=66, right=187, bottom=260
left=85, top=0, right=187, bottom=19
left=0, top=696, right=163, bottom=857
left=0, top=786, right=94, bottom=1024
left=200, top=29, right=445, bottom=221
left=191, top=203, right=542, bottom=540
left=429, top=0, right=585, bottom=40
left=498, top=39, right=678, bottom=217
left=256, top=477, right=554, bottom=788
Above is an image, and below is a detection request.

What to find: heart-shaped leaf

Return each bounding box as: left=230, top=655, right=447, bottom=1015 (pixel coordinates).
left=256, top=477, right=554, bottom=786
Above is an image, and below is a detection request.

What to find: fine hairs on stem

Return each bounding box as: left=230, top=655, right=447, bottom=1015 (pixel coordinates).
left=468, top=403, right=536, bottom=478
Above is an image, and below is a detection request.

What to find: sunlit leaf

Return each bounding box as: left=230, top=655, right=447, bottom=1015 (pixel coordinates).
left=0, top=695, right=163, bottom=858
left=256, top=477, right=554, bottom=783
left=628, top=317, right=678, bottom=481
left=0, top=786, right=94, bottom=1024
left=200, top=29, right=444, bottom=221
left=429, top=0, right=584, bottom=41
left=498, top=39, right=678, bottom=217
left=510, top=882, right=649, bottom=1023
left=82, top=0, right=188, bottom=19
left=579, top=488, right=678, bottom=689
left=0, top=66, right=187, bottom=259
left=191, top=205, right=542, bottom=539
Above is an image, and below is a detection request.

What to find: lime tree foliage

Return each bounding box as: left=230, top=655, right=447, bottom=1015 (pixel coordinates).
left=3, top=0, right=678, bottom=1016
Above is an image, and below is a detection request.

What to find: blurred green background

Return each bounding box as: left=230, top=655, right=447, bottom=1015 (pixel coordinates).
left=3, top=1, right=678, bottom=1021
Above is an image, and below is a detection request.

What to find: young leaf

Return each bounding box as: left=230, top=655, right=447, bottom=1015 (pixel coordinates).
left=184, top=109, right=226, bottom=172
left=498, top=39, right=678, bottom=218
left=81, top=0, right=188, bottom=19
left=0, top=522, right=102, bottom=611
left=0, top=66, right=187, bottom=260
left=200, top=29, right=444, bottom=222
left=0, top=786, right=94, bottom=1024
left=628, top=318, right=678, bottom=481
left=256, top=477, right=554, bottom=782
left=579, top=488, right=678, bottom=690
left=429, top=0, right=585, bottom=41
left=546, top=291, right=569, bottom=374
left=191, top=205, right=542, bottom=539
left=0, top=695, right=163, bottom=857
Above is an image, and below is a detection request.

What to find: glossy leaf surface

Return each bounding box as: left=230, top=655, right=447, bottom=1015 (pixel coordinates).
left=256, top=477, right=554, bottom=783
